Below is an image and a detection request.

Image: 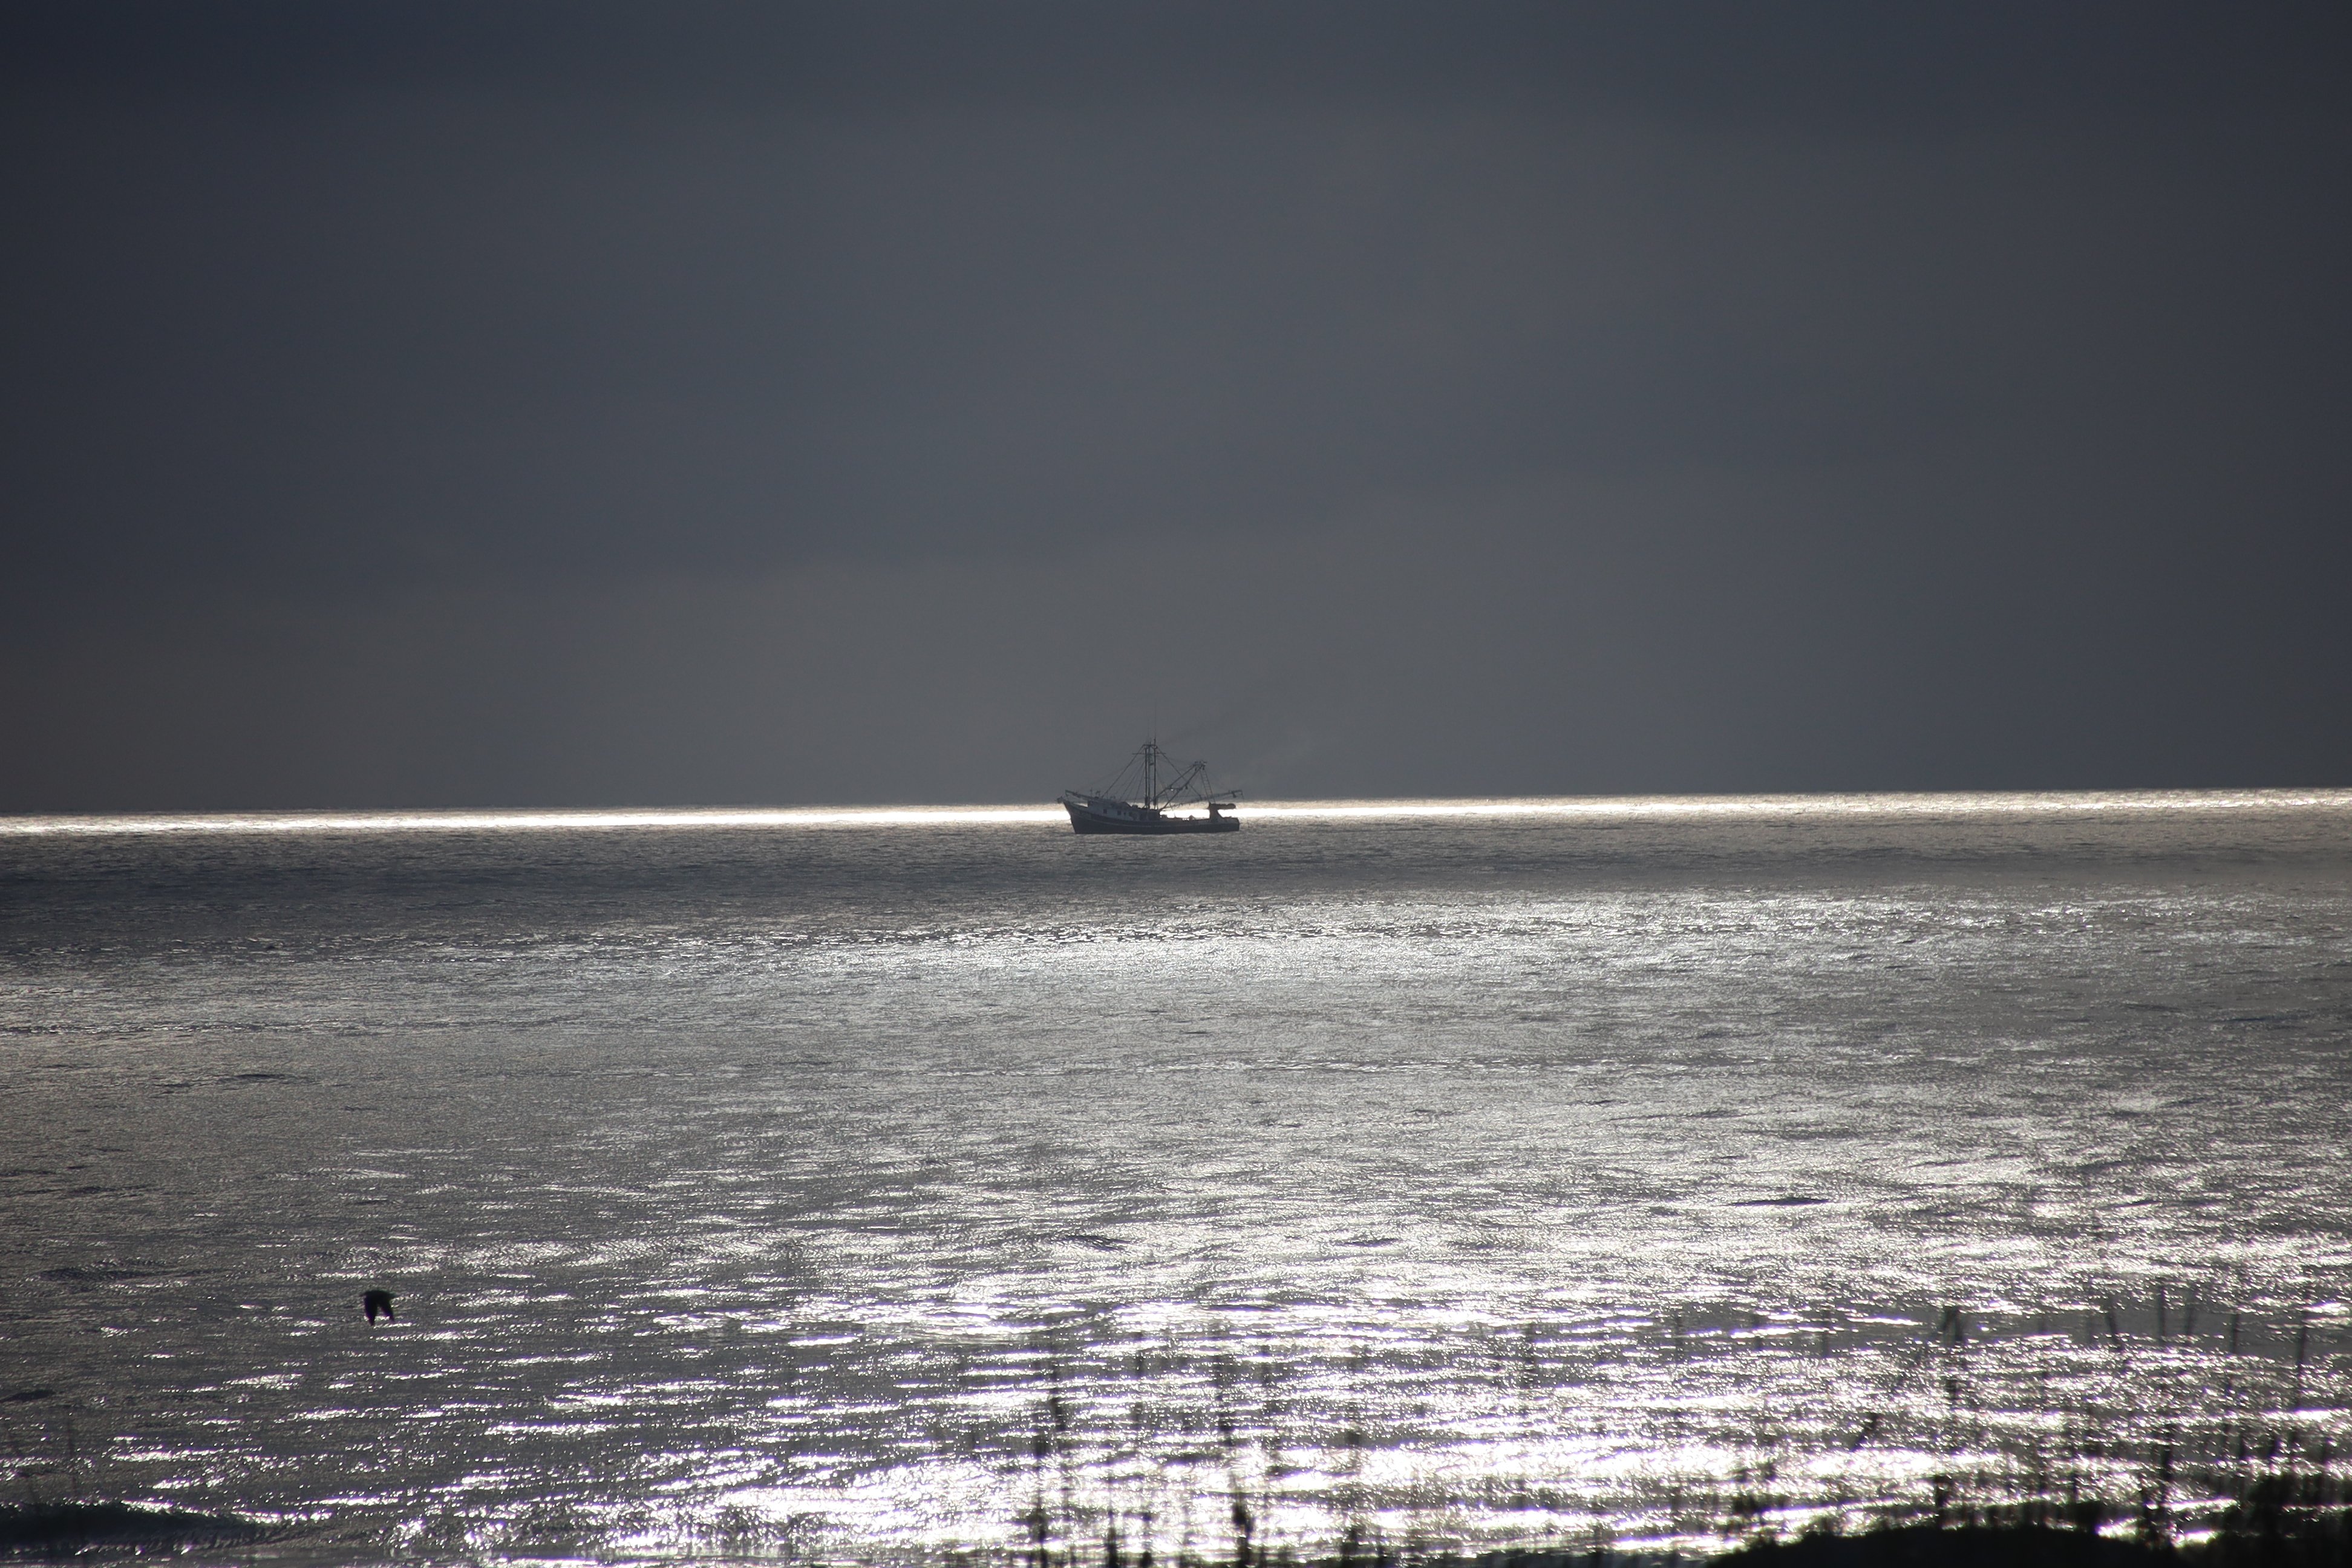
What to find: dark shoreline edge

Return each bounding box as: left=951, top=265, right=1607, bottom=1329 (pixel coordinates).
left=12, top=1509, right=2349, bottom=1567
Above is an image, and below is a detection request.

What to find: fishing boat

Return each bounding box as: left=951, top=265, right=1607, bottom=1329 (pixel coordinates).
left=1061, top=740, right=1240, bottom=834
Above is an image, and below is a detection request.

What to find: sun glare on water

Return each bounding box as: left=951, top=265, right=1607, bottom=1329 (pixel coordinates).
left=2, top=788, right=2344, bottom=836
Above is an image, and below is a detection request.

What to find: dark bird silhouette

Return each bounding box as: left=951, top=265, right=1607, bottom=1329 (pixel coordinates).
left=362, top=1290, right=396, bottom=1324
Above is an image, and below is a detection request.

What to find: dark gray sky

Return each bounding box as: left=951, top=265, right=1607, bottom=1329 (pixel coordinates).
left=5, top=2, right=2348, bottom=809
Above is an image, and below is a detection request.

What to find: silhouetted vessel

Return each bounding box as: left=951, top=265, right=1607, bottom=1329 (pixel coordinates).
left=1062, top=740, right=1240, bottom=835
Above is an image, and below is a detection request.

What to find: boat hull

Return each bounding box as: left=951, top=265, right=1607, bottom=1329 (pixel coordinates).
left=1063, top=799, right=1239, bottom=834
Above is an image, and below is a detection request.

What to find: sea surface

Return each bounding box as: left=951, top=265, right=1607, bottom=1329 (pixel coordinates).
left=3, top=793, right=2350, bottom=1563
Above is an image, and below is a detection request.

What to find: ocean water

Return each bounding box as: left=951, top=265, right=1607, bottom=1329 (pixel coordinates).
left=2, top=792, right=2349, bottom=1563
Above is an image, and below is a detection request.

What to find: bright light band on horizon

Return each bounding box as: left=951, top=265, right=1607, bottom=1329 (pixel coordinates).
left=2, top=789, right=2345, bottom=837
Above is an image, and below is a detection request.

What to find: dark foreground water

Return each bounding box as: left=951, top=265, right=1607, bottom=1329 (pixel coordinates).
left=2, top=793, right=2348, bottom=1563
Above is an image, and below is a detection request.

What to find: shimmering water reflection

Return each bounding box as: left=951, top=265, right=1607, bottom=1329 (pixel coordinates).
left=1, top=794, right=2347, bottom=1561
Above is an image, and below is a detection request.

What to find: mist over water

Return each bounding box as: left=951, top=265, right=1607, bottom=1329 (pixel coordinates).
left=3, top=794, right=2349, bottom=1562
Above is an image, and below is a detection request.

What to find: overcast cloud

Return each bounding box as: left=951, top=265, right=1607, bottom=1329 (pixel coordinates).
left=4, top=2, right=2347, bottom=809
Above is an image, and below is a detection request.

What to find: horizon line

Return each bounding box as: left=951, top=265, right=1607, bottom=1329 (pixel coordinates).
left=4, top=786, right=2350, bottom=836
